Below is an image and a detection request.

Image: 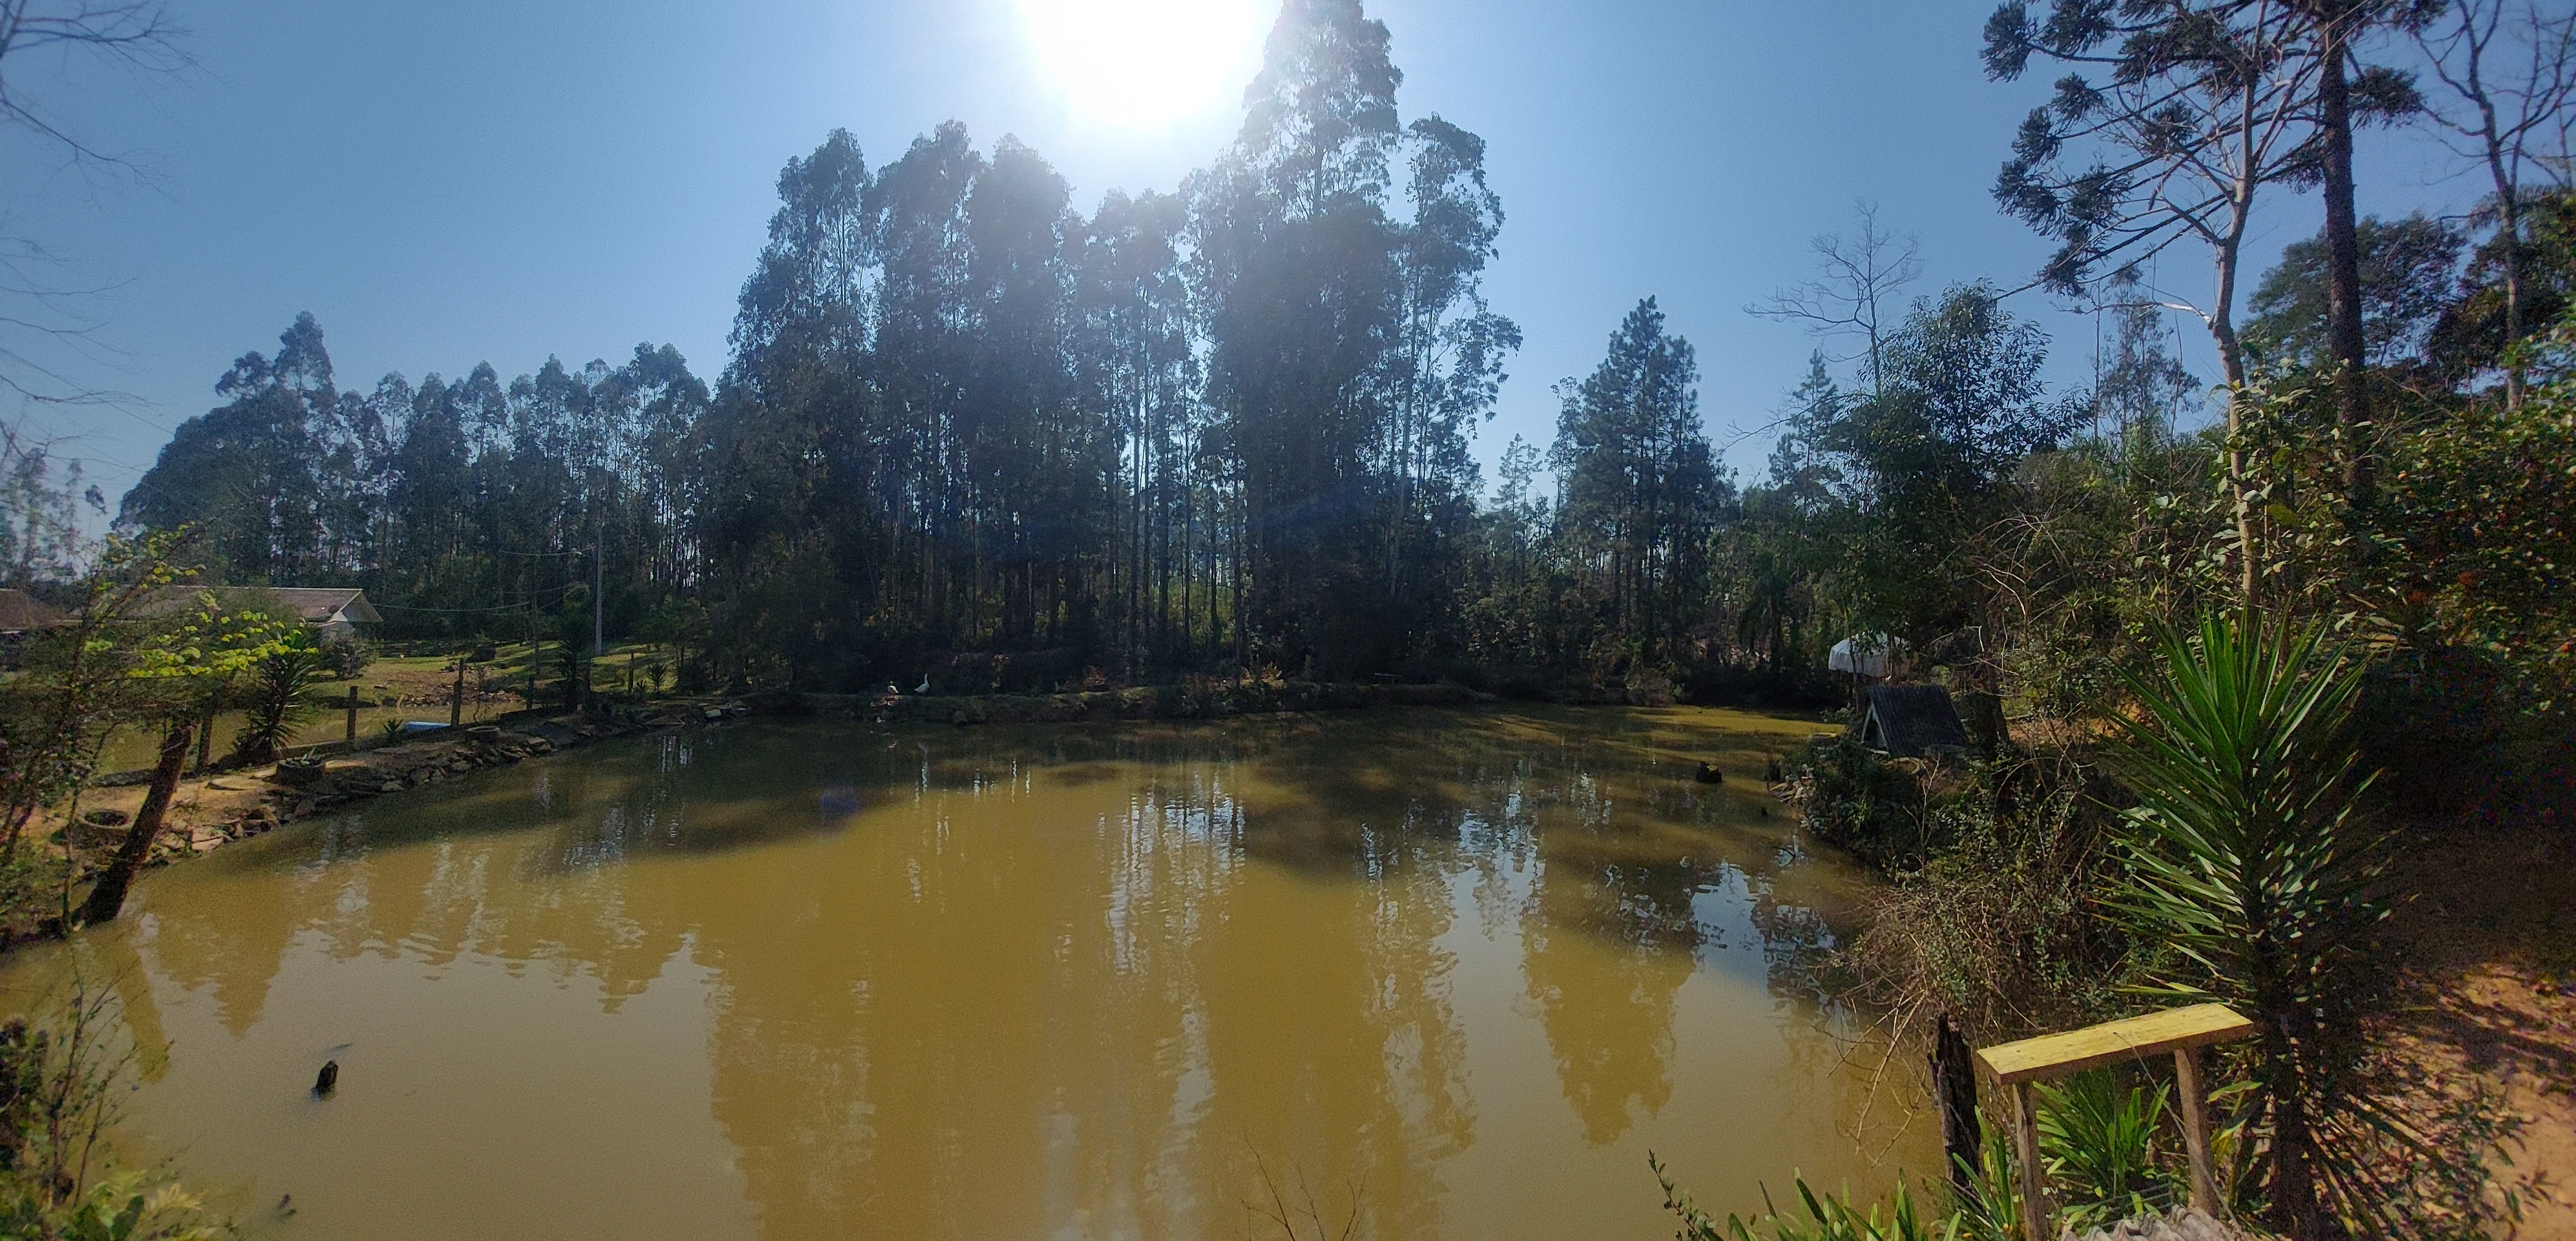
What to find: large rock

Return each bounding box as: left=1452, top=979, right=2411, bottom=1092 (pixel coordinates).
left=2066, top=1208, right=2245, bottom=1241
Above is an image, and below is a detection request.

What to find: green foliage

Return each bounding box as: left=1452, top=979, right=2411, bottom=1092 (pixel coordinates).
left=2246, top=215, right=2470, bottom=372
left=1772, top=283, right=2085, bottom=644
left=315, top=637, right=372, bottom=681
left=2376, top=332, right=2576, bottom=709
left=2034, top=1071, right=2175, bottom=1234
left=226, top=635, right=328, bottom=766
left=1851, top=770, right=2134, bottom=1040
left=2107, top=610, right=2399, bottom=1234
left=0, top=991, right=229, bottom=1240
left=1653, top=1156, right=1956, bottom=1241
left=1784, top=734, right=1934, bottom=870
left=1948, top=1128, right=2024, bottom=1241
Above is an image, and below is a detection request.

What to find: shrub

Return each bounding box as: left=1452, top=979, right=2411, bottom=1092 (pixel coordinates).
left=316, top=636, right=373, bottom=680
left=1783, top=734, right=1934, bottom=870
left=1849, top=774, right=2135, bottom=1043
left=2034, top=1070, right=2176, bottom=1234
left=0, top=988, right=228, bottom=1240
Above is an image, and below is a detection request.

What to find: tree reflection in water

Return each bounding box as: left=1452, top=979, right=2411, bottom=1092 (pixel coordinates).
left=4, top=707, right=1925, bottom=1241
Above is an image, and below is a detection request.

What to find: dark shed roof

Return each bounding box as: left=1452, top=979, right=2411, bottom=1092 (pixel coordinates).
left=1859, top=684, right=1970, bottom=757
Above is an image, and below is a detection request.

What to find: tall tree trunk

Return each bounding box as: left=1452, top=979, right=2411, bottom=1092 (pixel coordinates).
left=2488, top=140, right=2527, bottom=409
left=2212, top=144, right=2262, bottom=603
left=80, top=720, right=194, bottom=926
left=2501, top=193, right=2525, bottom=410
left=2315, top=13, right=2374, bottom=510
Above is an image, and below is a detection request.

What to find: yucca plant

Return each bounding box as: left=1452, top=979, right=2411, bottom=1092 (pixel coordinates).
left=228, top=638, right=330, bottom=765
left=2106, top=610, right=2398, bottom=1238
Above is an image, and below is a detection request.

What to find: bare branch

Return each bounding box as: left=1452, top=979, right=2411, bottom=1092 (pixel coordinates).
left=1746, top=201, right=1924, bottom=395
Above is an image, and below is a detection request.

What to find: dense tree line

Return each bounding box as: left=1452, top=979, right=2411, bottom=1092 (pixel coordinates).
left=102, top=0, right=2575, bottom=730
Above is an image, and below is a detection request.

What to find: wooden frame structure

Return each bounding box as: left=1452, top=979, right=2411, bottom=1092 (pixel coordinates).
left=1975, top=1003, right=2256, bottom=1241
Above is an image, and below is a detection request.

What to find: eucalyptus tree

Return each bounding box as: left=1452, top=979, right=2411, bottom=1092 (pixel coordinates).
left=121, top=314, right=340, bottom=583
left=1194, top=0, right=1407, bottom=672
left=599, top=342, right=709, bottom=603
left=1385, top=116, right=1519, bottom=647
left=871, top=123, right=985, bottom=644
left=2094, top=271, right=2201, bottom=453
left=962, top=134, right=1098, bottom=646
left=1193, top=0, right=1514, bottom=674
left=703, top=127, right=880, bottom=681
left=1078, top=187, right=1197, bottom=668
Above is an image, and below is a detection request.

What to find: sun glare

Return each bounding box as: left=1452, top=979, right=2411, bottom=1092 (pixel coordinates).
left=1017, top=0, right=1272, bottom=130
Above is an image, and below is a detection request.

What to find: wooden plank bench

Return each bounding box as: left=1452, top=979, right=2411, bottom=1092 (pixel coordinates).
left=1976, top=1003, right=2257, bottom=1241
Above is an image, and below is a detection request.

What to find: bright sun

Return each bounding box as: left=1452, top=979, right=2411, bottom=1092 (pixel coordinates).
left=1017, top=0, right=1272, bottom=130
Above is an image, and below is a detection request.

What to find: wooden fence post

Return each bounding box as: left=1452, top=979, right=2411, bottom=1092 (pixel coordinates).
left=2175, top=1045, right=2218, bottom=1214
left=1931, top=1013, right=1984, bottom=1200
left=2011, top=1080, right=2048, bottom=1241
left=344, top=685, right=358, bottom=742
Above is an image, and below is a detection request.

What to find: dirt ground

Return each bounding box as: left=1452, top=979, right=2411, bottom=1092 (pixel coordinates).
left=2389, top=817, right=2576, bottom=1239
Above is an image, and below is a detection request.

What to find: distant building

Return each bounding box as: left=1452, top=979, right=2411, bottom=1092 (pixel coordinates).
left=0, top=589, right=66, bottom=636
left=136, top=586, right=383, bottom=641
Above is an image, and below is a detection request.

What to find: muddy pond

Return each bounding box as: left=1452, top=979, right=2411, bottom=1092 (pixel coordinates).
left=2, top=706, right=1931, bottom=1240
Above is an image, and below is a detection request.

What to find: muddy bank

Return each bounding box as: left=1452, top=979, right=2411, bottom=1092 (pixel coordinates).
left=67, top=711, right=685, bottom=871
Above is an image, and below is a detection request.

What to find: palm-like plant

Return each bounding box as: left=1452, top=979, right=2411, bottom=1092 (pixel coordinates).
left=2107, top=611, right=2397, bottom=1237
left=229, top=638, right=329, bottom=765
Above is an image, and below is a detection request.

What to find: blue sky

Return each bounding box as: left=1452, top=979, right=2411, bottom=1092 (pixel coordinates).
left=4, top=0, right=2486, bottom=511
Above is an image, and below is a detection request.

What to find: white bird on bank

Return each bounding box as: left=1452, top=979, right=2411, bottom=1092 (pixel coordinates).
left=915, top=675, right=931, bottom=695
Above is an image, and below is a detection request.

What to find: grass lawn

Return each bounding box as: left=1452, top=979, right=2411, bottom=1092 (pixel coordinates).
left=92, top=641, right=683, bottom=772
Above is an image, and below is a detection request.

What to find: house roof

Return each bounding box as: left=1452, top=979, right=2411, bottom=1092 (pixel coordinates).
left=263, top=588, right=383, bottom=624
left=1860, top=684, right=1970, bottom=758
left=0, top=589, right=64, bottom=633
left=133, top=586, right=381, bottom=625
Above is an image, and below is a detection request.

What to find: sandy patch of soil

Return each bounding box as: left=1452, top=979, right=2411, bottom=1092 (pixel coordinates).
left=2389, top=821, right=2576, bottom=1239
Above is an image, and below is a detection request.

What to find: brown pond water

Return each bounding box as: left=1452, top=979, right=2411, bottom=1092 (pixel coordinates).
left=2, top=706, right=1930, bottom=1240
